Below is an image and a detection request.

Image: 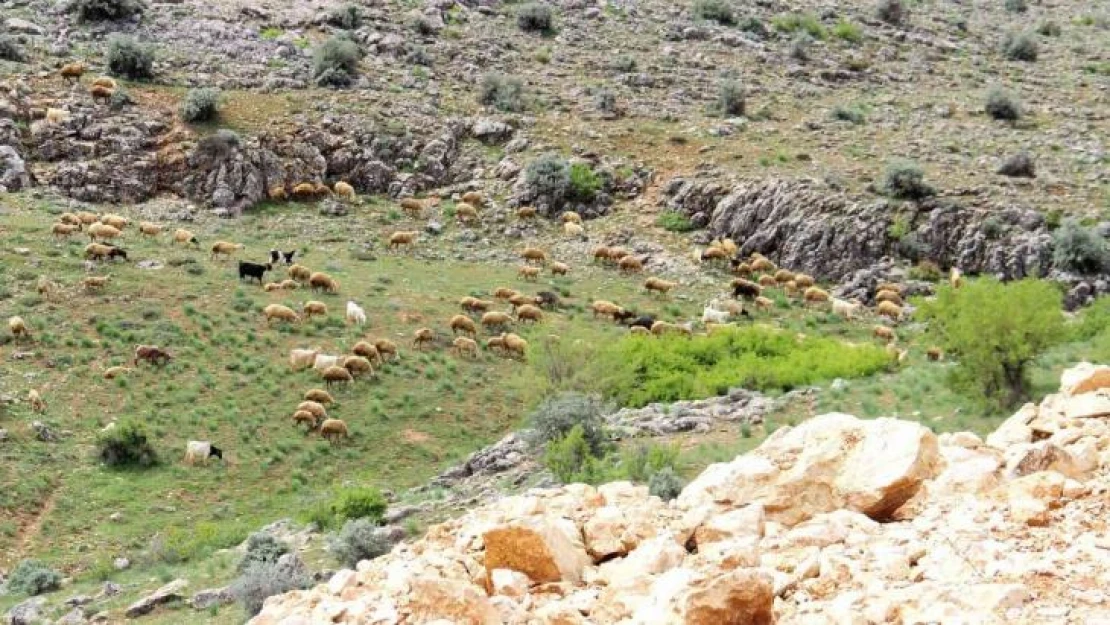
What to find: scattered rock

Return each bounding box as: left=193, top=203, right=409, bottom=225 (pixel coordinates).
left=190, top=587, right=233, bottom=610
left=6, top=598, right=45, bottom=625
left=124, top=579, right=188, bottom=618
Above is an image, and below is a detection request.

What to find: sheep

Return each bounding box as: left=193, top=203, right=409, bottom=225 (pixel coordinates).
left=926, top=347, right=944, bottom=362
left=630, top=326, right=651, bottom=336
left=561, top=211, right=583, bottom=224
left=90, top=85, right=113, bottom=104
left=100, top=214, right=129, bottom=230
left=342, top=355, right=375, bottom=378
left=794, top=273, right=815, bottom=289
left=91, top=76, right=117, bottom=90
left=352, top=341, right=381, bottom=364
left=333, top=181, right=356, bottom=202
left=876, top=282, right=904, bottom=295
left=264, top=282, right=284, bottom=292
left=758, top=275, right=777, bottom=288
left=550, top=262, right=569, bottom=276
left=731, top=260, right=753, bottom=277
left=873, top=326, right=896, bottom=343
left=399, top=197, right=430, bottom=217
left=37, top=277, right=59, bottom=300
left=702, top=306, right=731, bottom=324
left=413, top=327, right=436, bottom=349
left=501, top=333, right=528, bottom=360
left=308, top=272, right=339, bottom=294
left=517, top=206, right=537, bottom=220
left=783, top=281, right=799, bottom=298
left=52, top=223, right=79, bottom=238
left=508, top=293, right=540, bottom=309
left=319, top=418, right=349, bottom=444
left=45, top=107, right=70, bottom=125
left=803, top=287, right=830, bottom=305
left=28, top=389, right=46, bottom=413
left=84, top=243, right=127, bottom=262
left=485, top=335, right=506, bottom=352
left=313, top=354, right=340, bottom=371
left=521, top=247, right=547, bottom=265
left=516, top=304, right=544, bottom=324
left=103, top=366, right=132, bottom=379
left=296, top=401, right=328, bottom=422
left=373, top=339, right=398, bottom=361
left=184, top=441, right=224, bottom=465
left=452, top=336, right=478, bottom=358
left=700, top=247, right=729, bottom=263
left=950, top=267, right=963, bottom=289
left=608, top=247, right=631, bottom=262
left=264, top=304, right=300, bottom=325
left=292, top=183, right=317, bottom=200
left=493, top=288, right=518, bottom=301
left=87, top=223, right=121, bottom=242
left=77, top=211, right=99, bottom=226
left=293, top=410, right=319, bottom=431
left=536, top=291, right=560, bottom=309
left=133, top=344, right=173, bottom=367
left=269, top=185, right=288, bottom=201
left=346, top=301, right=366, bottom=326
left=304, top=389, right=335, bottom=405
left=751, top=257, right=777, bottom=273
left=876, top=301, right=904, bottom=321
left=564, top=222, right=585, bottom=239
left=288, top=264, right=312, bottom=282
left=238, top=261, right=272, bottom=285
left=774, top=269, right=795, bottom=285
left=281, top=279, right=299, bottom=290
left=591, top=300, right=626, bottom=321
left=450, top=314, right=478, bottom=337
left=875, top=290, right=903, bottom=306
left=59, top=212, right=82, bottom=227
left=389, top=231, right=418, bottom=250
left=461, top=191, right=484, bottom=207
left=303, top=300, right=328, bottom=319
left=82, top=275, right=111, bottom=291
left=460, top=296, right=493, bottom=313
left=719, top=238, right=738, bottom=256
left=172, top=229, right=199, bottom=246
left=618, top=256, right=643, bottom=273
left=644, top=277, right=677, bottom=296
left=289, top=348, right=318, bottom=370
left=60, top=62, right=85, bottom=82
left=455, top=202, right=479, bottom=224
left=210, top=241, right=243, bottom=260
left=650, top=321, right=689, bottom=337
left=322, top=366, right=353, bottom=389
left=518, top=265, right=540, bottom=281
left=626, top=314, right=657, bottom=331
left=831, top=298, right=860, bottom=319
left=138, top=222, right=163, bottom=237
left=481, top=311, right=514, bottom=332
left=755, top=296, right=775, bottom=311
left=731, top=279, right=762, bottom=300
left=592, top=246, right=612, bottom=263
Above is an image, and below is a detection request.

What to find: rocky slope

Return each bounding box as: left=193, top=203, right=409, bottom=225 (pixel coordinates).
left=250, top=362, right=1110, bottom=624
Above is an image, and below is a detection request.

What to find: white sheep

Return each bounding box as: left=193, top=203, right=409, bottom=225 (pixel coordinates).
left=701, top=305, right=731, bottom=324
left=831, top=298, right=861, bottom=320
left=290, top=348, right=319, bottom=371
left=345, top=301, right=366, bottom=326
left=184, top=441, right=223, bottom=465
left=313, top=353, right=340, bottom=371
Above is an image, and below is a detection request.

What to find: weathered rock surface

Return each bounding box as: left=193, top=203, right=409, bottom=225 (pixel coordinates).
left=124, top=579, right=188, bottom=618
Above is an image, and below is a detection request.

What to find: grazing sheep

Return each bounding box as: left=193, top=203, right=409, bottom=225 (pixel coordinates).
left=455, top=202, right=479, bottom=224
left=133, top=344, right=173, bottom=367
left=293, top=410, right=319, bottom=431
left=459, top=296, right=492, bottom=313
left=875, top=290, right=904, bottom=306
left=517, top=206, right=537, bottom=219
left=303, top=301, right=328, bottom=319
left=650, top=321, right=689, bottom=337
left=625, top=314, right=657, bottom=331
left=103, top=366, right=131, bottom=379
left=389, top=231, right=418, bottom=250
left=831, top=298, right=861, bottom=319
left=500, top=333, right=528, bottom=359
left=264, top=282, right=284, bottom=292
left=238, top=261, right=272, bottom=285
left=485, top=336, right=506, bottom=352
left=172, top=229, right=199, bottom=246
left=373, top=339, right=398, bottom=361
left=876, top=282, right=904, bottom=295
left=139, top=222, right=163, bottom=237
left=321, top=366, right=353, bottom=389
left=413, top=327, right=436, bottom=349
left=516, top=304, right=544, bottom=324
left=313, top=182, right=332, bottom=198
left=60, top=62, right=85, bottom=82
left=758, top=275, right=777, bottom=288
left=700, top=247, right=729, bottom=263
left=774, top=269, right=795, bottom=284
left=755, top=296, right=775, bottom=311
left=91, top=77, right=116, bottom=89
left=77, top=211, right=99, bottom=225
left=481, top=311, right=514, bottom=332
left=59, top=212, right=82, bottom=227
left=319, top=418, right=349, bottom=444
left=450, top=314, right=478, bottom=337
left=399, top=197, right=429, bottom=217
left=564, top=222, right=585, bottom=239
left=84, top=243, right=127, bottom=262
left=873, top=326, right=896, bottom=343
left=342, top=355, right=374, bottom=378
left=950, top=267, right=963, bottom=289
left=630, top=326, right=651, bottom=336
left=289, top=348, right=318, bottom=370
left=536, top=291, right=560, bottom=309
left=618, top=256, right=643, bottom=273
left=452, top=336, right=478, bottom=358
left=352, top=341, right=381, bottom=364
left=346, top=301, right=366, bottom=326
left=926, top=347, right=944, bottom=361
left=876, top=301, right=904, bottom=321
left=281, top=279, right=299, bottom=290
left=296, top=401, right=328, bottom=422
left=719, top=238, right=738, bottom=256
left=731, top=260, right=753, bottom=277
left=269, top=185, right=288, bottom=201
left=87, top=223, right=122, bottom=242
left=82, top=275, right=111, bottom=291
left=550, top=262, right=569, bottom=276
left=794, top=273, right=815, bottom=289
left=508, top=293, right=540, bottom=309
left=803, top=287, right=830, bottom=305
left=607, top=247, right=631, bottom=262
left=644, top=277, right=677, bottom=296
left=313, top=354, right=340, bottom=371
left=28, top=389, right=46, bottom=413
left=751, top=257, right=777, bottom=273
left=100, top=214, right=129, bottom=230
left=461, top=191, right=484, bottom=207
left=52, top=223, right=79, bottom=238
left=210, top=241, right=243, bottom=260
left=521, top=247, right=547, bottom=265
left=292, top=183, right=317, bottom=200
left=184, top=441, right=224, bottom=465
left=731, top=279, right=762, bottom=300
left=333, top=181, right=356, bottom=202
left=308, top=272, right=339, bottom=294
left=90, top=85, right=113, bottom=104
left=288, top=264, right=312, bottom=282
left=592, top=246, right=612, bottom=263
left=702, top=306, right=731, bottom=324
left=561, top=211, right=583, bottom=224
left=493, top=288, right=518, bottom=301
left=518, top=265, right=540, bottom=281
left=36, top=277, right=59, bottom=300
left=304, top=389, right=335, bottom=405
left=591, top=300, right=626, bottom=321
left=264, top=304, right=300, bottom=325
left=783, top=281, right=799, bottom=298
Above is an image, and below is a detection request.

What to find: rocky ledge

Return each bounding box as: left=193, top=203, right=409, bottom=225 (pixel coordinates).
left=251, top=363, right=1110, bottom=624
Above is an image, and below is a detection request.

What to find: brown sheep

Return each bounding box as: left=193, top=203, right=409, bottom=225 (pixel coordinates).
left=481, top=311, right=513, bottom=332
left=607, top=247, right=631, bottom=262
left=518, top=265, right=540, bottom=281
left=449, top=314, right=478, bottom=337
left=374, top=339, right=398, bottom=361
left=77, top=211, right=99, bottom=225
left=82, top=276, right=111, bottom=291
left=319, top=418, right=349, bottom=444
left=293, top=410, right=319, bottom=431
left=460, top=296, right=492, bottom=313
left=9, top=316, right=30, bottom=340
left=731, top=261, right=753, bottom=277
left=873, top=326, right=896, bottom=343
left=630, top=326, right=651, bottom=336
left=400, top=197, right=436, bottom=217
left=91, top=77, right=116, bottom=89
left=52, top=223, right=79, bottom=238
left=561, top=211, right=583, bottom=224
left=644, top=277, right=677, bottom=296
left=103, top=366, right=131, bottom=380
left=758, top=275, right=777, bottom=288
left=650, top=321, right=690, bottom=337
left=794, top=273, right=816, bottom=289
left=517, top=206, right=537, bottom=220
left=60, top=62, right=85, bottom=82
left=292, top=183, right=317, bottom=200
left=352, top=341, right=381, bottom=364
left=304, top=389, right=335, bottom=405
left=876, top=282, right=904, bottom=295
left=731, top=278, right=762, bottom=300
left=59, top=212, right=82, bottom=226
left=210, top=241, right=243, bottom=260
left=774, top=269, right=795, bottom=284
left=280, top=279, right=299, bottom=290
left=564, top=222, right=585, bottom=239
left=90, top=85, right=113, bottom=104
left=321, top=366, right=354, bottom=389
left=172, top=229, right=199, bottom=246
left=618, top=256, right=643, bottom=273
left=296, top=401, right=328, bottom=422
left=87, top=223, right=121, bottom=242
left=751, top=257, right=777, bottom=273
left=485, top=336, right=506, bottom=353
left=313, top=183, right=332, bottom=198
left=500, top=333, right=528, bottom=360
left=876, top=301, right=904, bottom=321
left=268, top=185, right=288, bottom=201
left=28, top=389, right=46, bottom=413
left=36, top=278, right=59, bottom=300
left=784, top=281, right=799, bottom=298
left=342, top=355, right=375, bottom=378
left=288, top=264, right=312, bottom=282
left=591, top=300, right=625, bottom=321
left=803, top=287, right=830, bottom=305
left=521, top=247, right=547, bottom=265
left=263, top=304, right=300, bottom=325
left=389, top=231, right=418, bottom=250
left=550, top=262, right=569, bottom=276
left=308, top=272, right=339, bottom=294
left=139, top=222, right=162, bottom=237
left=926, top=347, right=944, bottom=362
left=413, top=327, right=436, bottom=349
left=461, top=191, right=484, bottom=207
left=875, top=290, right=904, bottom=306
left=84, top=243, right=123, bottom=262
left=700, top=247, right=729, bottom=263
left=133, top=344, right=173, bottom=367
left=333, top=181, right=356, bottom=202
left=493, top=287, right=518, bottom=301
left=264, top=282, right=284, bottom=292
left=455, top=202, right=479, bottom=224
left=303, top=301, right=328, bottom=319
left=100, top=214, right=129, bottom=230
left=516, top=304, right=544, bottom=324
left=453, top=336, right=479, bottom=358
left=592, top=246, right=612, bottom=263
left=508, top=293, right=539, bottom=309
left=755, top=296, right=774, bottom=311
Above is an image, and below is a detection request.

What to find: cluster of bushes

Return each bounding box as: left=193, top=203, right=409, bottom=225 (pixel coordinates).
left=478, top=73, right=525, bottom=112
left=522, top=154, right=606, bottom=209
left=107, top=36, right=154, bottom=80
left=180, top=88, right=221, bottom=122
left=326, top=3, right=362, bottom=29
left=5, top=559, right=62, bottom=596
left=96, top=421, right=158, bottom=467
left=70, top=0, right=146, bottom=22
left=1053, top=220, right=1108, bottom=274
left=656, top=210, right=696, bottom=232
left=230, top=535, right=309, bottom=617
left=301, top=485, right=387, bottom=530
left=717, top=80, right=746, bottom=116
left=771, top=13, right=826, bottom=39
left=313, top=35, right=361, bottom=87
left=880, top=160, right=935, bottom=200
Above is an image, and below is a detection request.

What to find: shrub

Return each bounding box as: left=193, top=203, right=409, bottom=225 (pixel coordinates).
left=594, top=89, right=617, bottom=115
left=230, top=558, right=310, bottom=617
left=831, top=105, right=865, bottom=124
left=739, top=17, right=768, bottom=38
left=997, top=152, right=1035, bottom=178
left=97, top=420, right=157, bottom=467
left=832, top=19, right=863, bottom=43
left=617, top=442, right=680, bottom=482
left=656, top=210, right=696, bottom=232
left=981, top=216, right=1004, bottom=240
left=6, top=559, right=62, bottom=596
left=527, top=392, right=611, bottom=454
left=790, top=33, right=812, bottom=61
left=1044, top=209, right=1062, bottom=231
left=180, top=88, right=221, bottom=122
left=772, top=13, right=826, bottom=39
left=107, top=36, right=154, bottom=80
left=611, top=55, right=637, bottom=72
left=717, top=80, right=745, bottom=116
left=331, top=486, right=387, bottom=524
left=194, top=129, right=240, bottom=162
left=412, top=16, right=437, bottom=36
left=1074, top=296, right=1110, bottom=341
left=544, top=424, right=610, bottom=483
left=328, top=518, right=391, bottom=568
left=985, top=87, right=1021, bottom=120
left=0, top=35, right=26, bottom=62
left=876, top=0, right=905, bottom=25
left=880, top=160, right=935, bottom=200
left=908, top=259, right=944, bottom=282
left=237, top=532, right=289, bottom=572
left=326, top=3, right=362, bottom=29
left=517, top=3, right=554, bottom=33
left=648, top=467, right=685, bottom=501
left=692, top=0, right=734, bottom=25
left=70, top=0, right=145, bottom=22
left=1004, top=0, right=1027, bottom=13
left=523, top=153, right=571, bottom=208
left=917, top=278, right=1066, bottom=408
left=109, top=87, right=133, bottom=110
left=1053, top=220, right=1109, bottom=274
left=568, top=162, right=602, bottom=203
left=1003, top=31, right=1038, bottom=61
left=1037, top=21, right=1062, bottom=37
left=478, top=73, right=524, bottom=112
left=313, top=36, right=361, bottom=87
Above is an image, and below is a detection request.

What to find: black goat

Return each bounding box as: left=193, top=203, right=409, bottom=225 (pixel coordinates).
left=208, top=445, right=223, bottom=461
left=732, top=281, right=761, bottom=300
left=106, top=245, right=128, bottom=261
left=238, top=261, right=272, bottom=284
left=282, top=250, right=296, bottom=264
left=269, top=249, right=280, bottom=265
left=613, top=308, right=637, bottom=323
left=270, top=249, right=297, bottom=265
left=536, top=291, right=561, bottom=310
left=625, top=315, right=656, bottom=330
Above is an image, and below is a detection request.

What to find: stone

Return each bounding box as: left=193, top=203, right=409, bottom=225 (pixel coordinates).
left=1063, top=393, right=1110, bottom=419
left=692, top=503, right=765, bottom=546
left=125, top=579, right=188, bottom=617
left=6, top=598, right=45, bottom=625
left=1007, top=471, right=1066, bottom=526
left=405, top=577, right=500, bottom=624
left=483, top=518, right=591, bottom=584
left=489, top=568, right=530, bottom=597
left=190, top=587, right=233, bottom=610
left=1009, top=443, right=1085, bottom=480
left=55, top=608, right=87, bottom=625
left=327, top=569, right=357, bottom=595
left=1060, top=363, right=1110, bottom=396
left=5, top=19, right=45, bottom=36
left=583, top=505, right=629, bottom=560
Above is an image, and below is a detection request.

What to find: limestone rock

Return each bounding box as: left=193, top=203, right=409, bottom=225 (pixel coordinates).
left=1060, top=363, right=1110, bottom=396
left=125, top=579, right=188, bottom=618
left=483, top=518, right=591, bottom=584
left=1007, top=471, right=1066, bottom=526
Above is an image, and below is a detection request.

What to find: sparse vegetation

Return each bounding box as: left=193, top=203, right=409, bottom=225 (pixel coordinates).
left=180, top=88, right=221, bottom=123
left=326, top=3, right=362, bottom=29
left=985, top=87, right=1022, bottom=120
left=832, top=19, right=863, bottom=43
left=6, top=559, right=62, bottom=596
left=237, top=532, right=289, bottom=572
left=107, top=36, right=154, bottom=80
left=231, top=557, right=311, bottom=617
left=1037, top=20, right=1062, bottom=37
left=313, top=35, right=361, bottom=87
left=692, top=0, right=734, bottom=25
left=70, top=0, right=145, bottom=22
left=880, top=160, right=935, bottom=200
left=1004, top=31, right=1038, bottom=62
left=1053, top=220, right=1109, bottom=274
left=717, top=80, right=746, bottom=116
left=1004, top=0, right=1027, bottom=13
left=772, top=13, right=826, bottom=39
left=517, top=3, right=555, bottom=34
left=656, top=210, right=696, bottom=232
left=328, top=518, right=391, bottom=568
left=478, top=73, right=525, bottom=112
left=831, top=105, right=866, bottom=124
left=96, top=421, right=158, bottom=468
left=998, top=152, right=1036, bottom=178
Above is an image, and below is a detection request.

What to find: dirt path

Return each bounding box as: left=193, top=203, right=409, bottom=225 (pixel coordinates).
left=10, top=484, right=59, bottom=564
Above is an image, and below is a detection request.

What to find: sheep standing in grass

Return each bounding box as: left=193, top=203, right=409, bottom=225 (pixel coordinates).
left=289, top=348, right=319, bottom=370
left=751, top=257, right=776, bottom=273
left=333, top=181, right=356, bottom=202
left=644, top=277, right=677, bottom=297
left=82, top=276, right=111, bottom=291
left=591, top=300, right=625, bottom=321
left=264, top=282, right=284, bottom=292
left=731, top=279, right=762, bottom=301
left=76, top=211, right=99, bottom=226
left=876, top=301, right=904, bottom=321
left=139, top=222, right=163, bottom=237
left=517, top=206, right=537, bottom=220
left=319, top=419, right=349, bottom=444
left=210, top=241, right=243, bottom=260
left=296, top=401, right=328, bottom=423
left=264, top=304, right=300, bottom=326
left=172, top=229, right=199, bottom=246
left=453, top=337, right=478, bottom=358
left=607, top=248, right=630, bottom=263
left=373, top=339, right=398, bottom=361
left=304, top=389, right=334, bottom=405
left=508, top=294, right=539, bottom=309
left=269, top=185, right=288, bottom=202
left=461, top=191, right=484, bottom=207
left=758, top=275, right=777, bottom=288
left=52, top=223, right=79, bottom=239
left=831, top=298, right=861, bottom=320
left=485, top=336, right=505, bottom=353
left=774, top=269, right=795, bottom=285
left=618, top=256, right=643, bottom=273
left=564, top=222, right=585, bottom=239
left=755, top=296, right=774, bottom=311
left=133, top=345, right=173, bottom=367
left=281, top=279, right=299, bottom=290
left=184, top=441, right=224, bottom=465
left=561, top=211, right=582, bottom=225
left=60, top=62, right=85, bottom=82
left=731, top=260, right=752, bottom=277
left=521, top=247, right=547, bottom=265
left=87, top=223, right=122, bottom=242
left=413, top=327, right=436, bottom=349
left=346, top=301, right=366, bottom=326
left=873, top=326, right=895, bottom=343
left=352, top=341, right=381, bottom=365
left=875, top=290, right=903, bottom=306
left=103, top=366, right=132, bottom=379
left=84, top=243, right=127, bottom=262
left=303, top=301, right=328, bottom=319
left=793, top=273, right=815, bottom=289
left=293, top=410, right=319, bottom=431
left=288, top=264, right=312, bottom=282
left=500, top=333, right=528, bottom=360
left=481, top=311, right=514, bottom=333
left=450, top=314, right=478, bottom=337
left=342, top=355, right=374, bottom=379
left=550, top=262, right=569, bottom=276
left=950, top=267, right=963, bottom=289
left=518, top=265, right=540, bottom=281
left=455, top=202, right=478, bottom=224
left=321, top=366, right=353, bottom=389
left=100, top=214, right=129, bottom=230
left=308, top=272, right=339, bottom=294
left=313, top=354, right=340, bottom=371
left=592, top=246, right=612, bottom=263
left=803, top=287, right=830, bottom=305
left=28, top=389, right=46, bottom=413
left=459, top=296, right=492, bottom=313
left=37, top=278, right=59, bottom=301
left=516, top=304, right=544, bottom=324
left=11, top=316, right=34, bottom=340
left=493, top=288, right=518, bottom=301
left=389, top=231, right=419, bottom=250
left=292, top=183, right=317, bottom=201
left=89, top=84, right=113, bottom=104
left=700, top=247, right=729, bottom=263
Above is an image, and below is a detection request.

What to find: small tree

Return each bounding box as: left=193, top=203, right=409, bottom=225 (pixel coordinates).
left=880, top=160, right=935, bottom=200
left=237, top=532, right=289, bottom=572
left=544, top=424, right=609, bottom=483
left=107, top=36, right=154, bottom=80
left=527, top=391, right=611, bottom=454
left=230, top=557, right=310, bottom=617
left=918, top=278, right=1066, bottom=408
left=517, top=3, right=554, bottom=33
left=313, top=36, right=360, bottom=87
left=985, top=87, right=1021, bottom=121
left=6, top=559, right=62, bottom=596
left=1003, top=31, right=1038, bottom=62
left=717, top=80, right=746, bottom=116
left=180, top=88, right=221, bottom=122
left=331, top=486, right=387, bottom=524
left=648, top=467, right=685, bottom=501
left=522, top=153, right=571, bottom=208
left=97, top=421, right=157, bottom=467
left=478, top=73, right=524, bottom=112
left=1053, top=220, right=1109, bottom=274
left=328, top=518, right=391, bottom=568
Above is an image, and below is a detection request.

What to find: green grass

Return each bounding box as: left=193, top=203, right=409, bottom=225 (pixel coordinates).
left=832, top=19, right=862, bottom=44
left=772, top=12, right=826, bottom=39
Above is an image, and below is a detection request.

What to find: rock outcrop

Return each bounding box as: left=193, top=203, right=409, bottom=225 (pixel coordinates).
left=250, top=363, right=1110, bottom=624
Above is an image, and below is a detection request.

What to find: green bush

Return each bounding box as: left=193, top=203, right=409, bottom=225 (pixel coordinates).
left=523, top=153, right=571, bottom=207
left=180, top=88, right=221, bottom=122
left=876, top=0, right=905, bottom=25
left=1036, top=21, right=1062, bottom=36
left=908, top=260, right=944, bottom=282
left=692, top=0, right=734, bottom=25
left=772, top=13, right=826, bottom=39
left=230, top=558, right=310, bottom=617
left=985, top=87, right=1021, bottom=121
left=717, top=80, right=746, bottom=116
left=1004, top=0, right=1027, bottom=13
left=617, top=442, right=680, bottom=482
left=70, top=0, right=145, bottom=22
left=326, top=3, right=362, bottom=29
left=568, top=162, right=602, bottom=203
left=917, top=278, right=1066, bottom=409
left=832, top=19, right=863, bottom=43
left=1074, top=296, right=1110, bottom=340
left=597, top=326, right=891, bottom=407
left=478, top=73, right=524, bottom=112
left=527, top=392, right=611, bottom=454
left=0, top=35, right=26, bottom=62
left=1053, top=220, right=1108, bottom=274
left=648, top=467, right=685, bottom=501
left=107, top=36, right=154, bottom=80
left=517, top=3, right=554, bottom=33
left=1003, top=31, right=1038, bottom=61
left=313, top=36, right=361, bottom=87
left=97, top=421, right=157, bottom=467
left=331, top=486, right=388, bottom=524
left=6, top=559, right=62, bottom=596
left=997, top=152, right=1035, bottom=178
left=237, top=532, right=289, bottom=572
left=656, top=210, right=696, bottom=232
left=544, top=424, right=611, bottom=483
left=880, top=160, right=935, bottom=200
left=328, top=518, right=391, bottom=568
left=831, top=105, right=865, bottom=124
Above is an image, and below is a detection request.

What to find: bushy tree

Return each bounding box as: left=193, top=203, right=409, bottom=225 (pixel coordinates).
left=985, top=86, right=1021, bottom=121
left=96, top=421, right=157, bottom=467
left=1004, top=31, right=1038, bottom=61
left=107, top=36, right=154, bottom=80
left=328, top=518, right=391, bottom=568
left=330, top=486, right=387, bottom=524
left=527, top=392, right=611, bottom=454
left=313, top=36, right=360, bottom=87
left=522, top=153, right=571, bottom=208
left=717, top=80, right=745, bottom=116
left=544, top=424, right=609, bottom=483
left=180, top=87, right=220, bottom=122
left=917, top=279, right=1066, bottom=408
left=517, top=3, right=554, bottom=33
left=70, top=0, right=146, bottom=22
left=880, top=160, right=935, bottom=200
left=230, top=557, right=310, bottom=617
left=6, top=560, right=62, bottom=596
left=997, top=152, right=1035, bottom=178
left=326, top=3, right=362, bottom=29
left=237, top=532, right=289, bottom=572
left=1053, top=220, right=1109, bottom=274
left=648, top=467, right=685, bottom=501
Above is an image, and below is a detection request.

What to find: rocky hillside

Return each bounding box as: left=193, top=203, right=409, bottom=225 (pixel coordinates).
left=251, top=362, right=1110, bottom=624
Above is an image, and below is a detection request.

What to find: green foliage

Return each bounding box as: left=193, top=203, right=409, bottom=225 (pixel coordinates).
left=70, top=0, right=145, bottom=22
left=985, top=87, right=1021, bottom=121
left=832, top=19, right=863, bottom=43
left=260, top=27, right=283, bottom=40
left=544, top=424, right=608, bottom=483
left=1074, top=297, right=1110, bottom=340
left=611, top=55, right=637, bottom=72
left=717, top=80, right=746, bottom=116
left=597, top=326, right=891, bottom=407
left=328, top=518, right=391, bottom=568
left=331, top=486, right=388, bottom=524
left=6, top=559, right=61, bottom=596
left=876, top=0, right=905, bottom=25
left=237, top=532, right=289, bottom=572
left=648, top=467, right=685, bottom=501
left=326, top=3, right=362, bottom=29
left=1053, top=220, right=1108, bottom=274
left=478, top=73, right=525, bottom=112
left=96, top=421, right=158, bottom=468
left=772, top=13, right=826, bottom=39
left=917, top=279, right=1066, bottom=409
left=908, top=260, right=943, bottom=282
left=1003, top=31, right=1038, bottom=62
left=568, top=163, right=602, bottom=203
left=527, top=392, right=611, bottom=454
left=231, top=558, right=310, bottom=617
left=656, top=210, right=696, bottom=232
left=313, top=36, right=361, bottom=87
left=0, top=35, right=26, bottom=62
left=617, top=442, right=680, bottom=482
left=1004, top=0, right=1027, bottom=14
left=107, top=36, right=154, bottom=80
left=692, top=0, right=734, bottom=25
left=180, top=88, right=221, bottom=123
left=831, top=105, right=865, bottom=124
left=1044, top=209, right=1063, bottom=231
left=523, top=153, right=571, bottom=207
left=517, top=3, right=554, bottom=33
left=880, top=160, right=935, bottom=200
left=887, top=214, right=911, bottom=240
